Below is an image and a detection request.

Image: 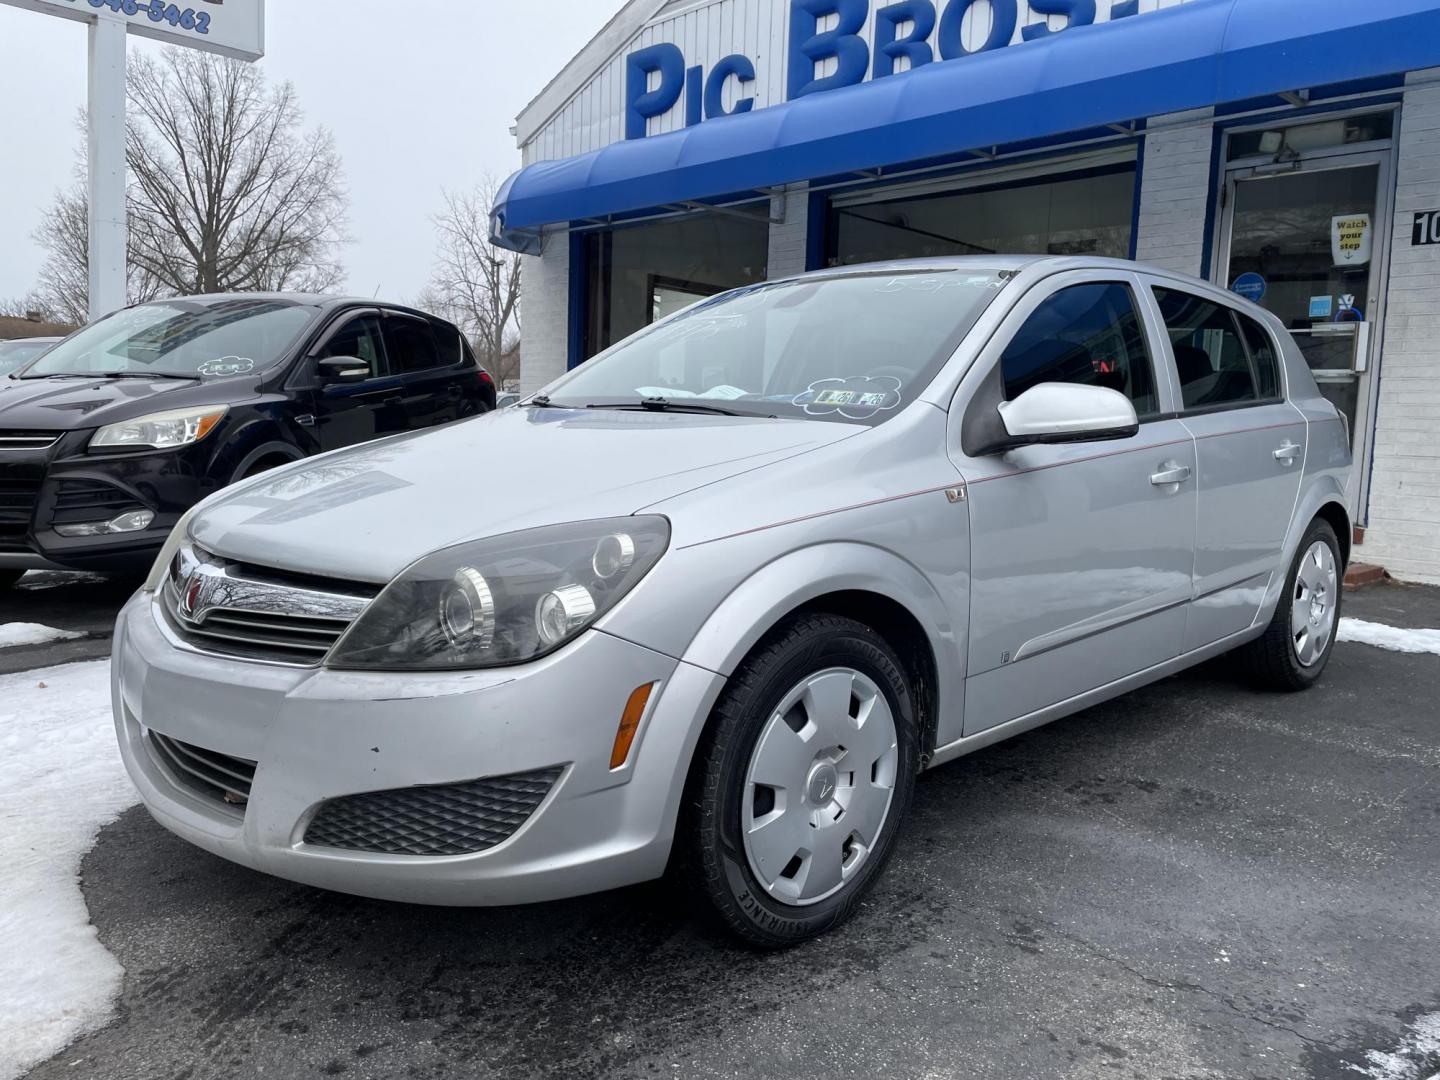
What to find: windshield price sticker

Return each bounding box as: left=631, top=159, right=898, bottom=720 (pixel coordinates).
left=86, top=0, right=211, bottom=36
left=814, top=390, right=887, bottom=407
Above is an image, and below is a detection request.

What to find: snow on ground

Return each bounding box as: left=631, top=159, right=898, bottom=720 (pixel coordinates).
left=0, top=660, right=134, bottom=1080
left=1343, top=1011, right=1440, bottom=1079
left=0, top=623, right=83, bottom=649
left=1338, top=618, right=1440, bottom=657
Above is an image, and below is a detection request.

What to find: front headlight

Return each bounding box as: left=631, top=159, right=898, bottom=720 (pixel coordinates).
left=90, top=404, right=228, bottom=451
left=327, top=516, right=670, bottom=671
left=139, top=503, right=201, bottom=594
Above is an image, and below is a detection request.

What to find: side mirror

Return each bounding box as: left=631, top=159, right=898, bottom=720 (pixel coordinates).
left=994, top=383, right=1139, bottom=450
left=316, top=356, right=370, bottom=383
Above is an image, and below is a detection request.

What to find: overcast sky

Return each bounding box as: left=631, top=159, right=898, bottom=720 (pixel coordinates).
left=0, top=0, right=608, bottom=305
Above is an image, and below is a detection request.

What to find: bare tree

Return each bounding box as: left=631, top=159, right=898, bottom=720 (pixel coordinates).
left=31, top=49, right=347, bottom=316
left=31, top=185, right=163, bottom=323
left=423, top=179, right=522, bottom=388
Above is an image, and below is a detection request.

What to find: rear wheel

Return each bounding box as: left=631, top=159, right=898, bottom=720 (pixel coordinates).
left=684, top=613, right=918, bottom=947
left=1239, top=519, right=1343, bottom=691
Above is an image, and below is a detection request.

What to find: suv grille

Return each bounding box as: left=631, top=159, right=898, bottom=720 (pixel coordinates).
left=0, top=431, right=61, bottom=451
left=0, top=476, right=40, bottom=551
left=146, top=730, right=257, bottom=812
left=303, top=767, right=565, bottom=856
left=160, top=545, right=376, bottom=665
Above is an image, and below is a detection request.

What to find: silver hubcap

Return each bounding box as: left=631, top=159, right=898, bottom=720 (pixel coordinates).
left=1292, top=540, right=1338, bottom=667
left=741, top=667, right=899, bottom=906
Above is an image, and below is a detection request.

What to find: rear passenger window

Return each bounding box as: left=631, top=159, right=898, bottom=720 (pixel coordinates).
left=384, top=316, right=442, bottom=374
left=1236, top=313, right=1282, bottom=400
left=1000, top=283, right=1159, bottom=419
left=1153, top=288, right=1256, bottom=410
left=430, top=321, right=464, bottom=368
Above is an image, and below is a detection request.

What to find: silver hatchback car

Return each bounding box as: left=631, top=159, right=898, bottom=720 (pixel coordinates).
left=113, top=257, right=1351, bottom=945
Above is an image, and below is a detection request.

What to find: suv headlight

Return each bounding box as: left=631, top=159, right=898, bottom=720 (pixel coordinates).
left=328, top=516, right=670, bottom=671
left=90, top=404, right=228, bottom=451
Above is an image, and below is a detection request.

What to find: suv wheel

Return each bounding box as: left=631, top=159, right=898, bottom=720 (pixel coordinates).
left=1239, top=519, right=1343, bottom=691
left=685, top=613, right=918, bottom=947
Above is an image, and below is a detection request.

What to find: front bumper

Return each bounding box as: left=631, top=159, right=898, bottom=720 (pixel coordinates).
left=0, top=434, right=218, bottom=572
left=111, top=591, right=725, bottom=905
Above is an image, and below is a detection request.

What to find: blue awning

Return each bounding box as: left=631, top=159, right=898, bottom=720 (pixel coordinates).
left=491, top=0, right=1440, bottom=253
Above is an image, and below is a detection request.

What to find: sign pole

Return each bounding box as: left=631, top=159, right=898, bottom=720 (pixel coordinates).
left=86, top=13, right=127, bottom=322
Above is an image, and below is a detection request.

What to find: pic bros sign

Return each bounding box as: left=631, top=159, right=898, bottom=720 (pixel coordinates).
left=627, top=0, right=1137, bottom=139
left=2, top=0, right=263, bottom=59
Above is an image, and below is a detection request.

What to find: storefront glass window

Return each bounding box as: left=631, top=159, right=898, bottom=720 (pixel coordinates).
left=827, top=165, right=1136, bottom=266
left=581, top=211, right=769, bottom=360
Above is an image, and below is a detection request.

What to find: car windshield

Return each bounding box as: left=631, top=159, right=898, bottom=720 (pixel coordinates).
left=549, top=268, right=1005, bottom=423
left=20, top=298, right=317, bottom=380
left=0, top=340, right=56, bottom=375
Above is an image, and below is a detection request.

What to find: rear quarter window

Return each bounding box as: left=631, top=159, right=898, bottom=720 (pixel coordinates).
left=1235, top=312, right=1283, bottom=400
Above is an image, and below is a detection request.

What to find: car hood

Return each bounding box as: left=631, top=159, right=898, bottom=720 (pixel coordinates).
left=191, top=406, right=861, bottom=583
left=0, top=375, right=198, bottom=429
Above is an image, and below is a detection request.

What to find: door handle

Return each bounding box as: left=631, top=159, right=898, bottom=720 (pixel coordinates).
left=1150, top=462, right=1192, bottom=486
left=446, top=384, right=463, bottom=400
left=1274, top=441, right=1302, bottom=465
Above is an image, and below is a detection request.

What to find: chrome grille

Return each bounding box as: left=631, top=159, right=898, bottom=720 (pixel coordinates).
left=160, top=545, right=377, bottom=666
left=0, top=431, right=61, bottom=451
left=303, top=767, right=564, bottom=856
left=145, top=730, right=257, bottom=813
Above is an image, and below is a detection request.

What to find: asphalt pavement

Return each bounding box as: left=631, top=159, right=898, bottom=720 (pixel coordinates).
left=0, top=570, right=139, bottom=674
left=8, top=576, right=1440, bottom=1080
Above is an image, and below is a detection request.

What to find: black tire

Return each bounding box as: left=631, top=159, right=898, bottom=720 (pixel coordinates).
left=683, top=612, right=919, bottom=948
left=0, top=568, right=22, bottom=590
left=1238, top=518, right=1344, bottom=692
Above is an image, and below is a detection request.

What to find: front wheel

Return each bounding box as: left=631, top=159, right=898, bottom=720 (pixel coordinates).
left=1238, top=519, right=1343, bottom=691
left=684, top=613, right=919, bottom=947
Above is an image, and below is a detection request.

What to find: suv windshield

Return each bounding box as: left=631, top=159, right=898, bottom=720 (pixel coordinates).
left=21, top=298, right=317, bottom=380
left=549, top=269, right=1005, bottom=423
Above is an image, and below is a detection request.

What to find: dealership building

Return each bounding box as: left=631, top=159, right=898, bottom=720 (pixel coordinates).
left=495, top=0, right=1440, bottom=583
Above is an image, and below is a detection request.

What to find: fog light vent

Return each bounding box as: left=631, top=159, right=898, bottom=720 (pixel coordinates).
left=303, top=767, right=564, bottom=856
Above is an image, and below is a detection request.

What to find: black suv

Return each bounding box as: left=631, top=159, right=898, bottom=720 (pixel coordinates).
left=0, top=294, right=494, bottom=584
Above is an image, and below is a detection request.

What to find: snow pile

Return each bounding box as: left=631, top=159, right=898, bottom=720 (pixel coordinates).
left=1345, top=1011, right=1440, bottom=1079
left=0, top=661, right=134, bottom=1080
left=1338, top=618, right=1440, bottom=657
left=0, top=623, right=83, bottom=649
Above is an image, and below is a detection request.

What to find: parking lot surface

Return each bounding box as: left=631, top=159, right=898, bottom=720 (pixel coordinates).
left=10, top=576, right=1440, bottom=1080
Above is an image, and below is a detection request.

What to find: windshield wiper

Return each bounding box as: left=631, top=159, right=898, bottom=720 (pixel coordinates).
left=100, top=371, right=201, bottom=381
left=586, top=396, right=757, bottom=417
left=522, top=393, right=560, bottom=408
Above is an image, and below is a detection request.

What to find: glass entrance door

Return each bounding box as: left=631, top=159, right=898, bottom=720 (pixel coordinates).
left=1218, top=140, right=1393, bottom=517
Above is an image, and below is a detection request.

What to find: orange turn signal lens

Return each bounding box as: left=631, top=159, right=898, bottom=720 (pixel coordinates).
left=610, top=682, right=656, bottom=770
left=194, top=410, right=226, bottom=441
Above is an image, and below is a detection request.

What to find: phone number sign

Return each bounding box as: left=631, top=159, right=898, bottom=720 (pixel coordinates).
left=2, top=0, right=262, bottom=60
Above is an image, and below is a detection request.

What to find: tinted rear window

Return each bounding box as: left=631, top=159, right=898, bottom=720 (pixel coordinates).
left=1153, top=288, right=1257, bottom=410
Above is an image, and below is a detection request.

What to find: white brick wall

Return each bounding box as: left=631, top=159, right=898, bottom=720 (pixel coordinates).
left=1358, top=73, right=1440, bottom=584
left=518, top=235, right=572, bottom=395
left=767, top=186, right=810, bottom=278
left=1135, top=108, right=1215, bottom=275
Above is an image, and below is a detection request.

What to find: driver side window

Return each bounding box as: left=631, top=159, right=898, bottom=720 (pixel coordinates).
left=999, top=282, right=1159, bottom=420
left=318, top=315, right=386, bottom=379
